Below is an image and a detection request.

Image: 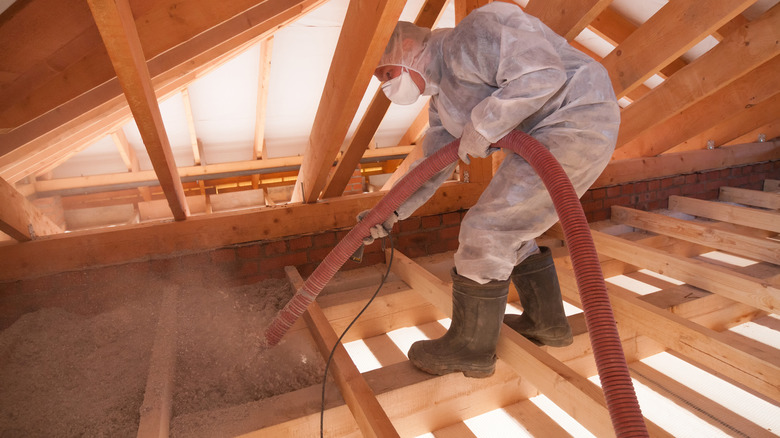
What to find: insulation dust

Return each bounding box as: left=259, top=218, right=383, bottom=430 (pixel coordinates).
left=0, top=276, right=326, bottom=436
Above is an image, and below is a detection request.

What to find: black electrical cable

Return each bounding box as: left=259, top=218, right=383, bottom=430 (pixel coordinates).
left=319, top=235, right=395, bottom=438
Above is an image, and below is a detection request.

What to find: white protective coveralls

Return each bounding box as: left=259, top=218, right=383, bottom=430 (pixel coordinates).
left=381, top=3, right=620, bottom=284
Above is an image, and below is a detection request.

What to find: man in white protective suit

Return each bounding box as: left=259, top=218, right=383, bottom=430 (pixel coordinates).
left=360, top=2, right=620, bottom=378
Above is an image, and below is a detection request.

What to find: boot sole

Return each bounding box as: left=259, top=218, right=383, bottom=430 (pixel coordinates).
left=410, top=358, right=496, bottom=378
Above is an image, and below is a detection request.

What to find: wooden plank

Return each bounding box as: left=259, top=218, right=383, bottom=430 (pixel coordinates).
left=294, top=0, right=406, bottom=203
left=321, top=92, right=392, bottom=199
left=720, top=186, right=780, bottom=210
left=285, top=266, right=400, bottom=438
left=669, top=195, right=780, bottom=234
left=136, top=287, right=178, bottom=438
left=590, top=229, right=780, bottom=314
left=610, top=205, right=780, bottom=265
left=594, top=141, right=780, bottom=188
left=555, top=255, right=780, bottom=404
left=318, top=0, right=447, bottom=200
left=629, top=362, right=773, bottom=438
left=616, top=4, right=780, bottom=148
left=386, top=248, right=666, bottom=438
left=525, top=0, right=613, bottom=42
left=87, top=0, right=189, bottom=221
left=615, top=56, right=780, bottom=159
left=0, top=182, right=482, bottom=282
left=765, top=180, right=780, bottom=192
left=253, top=38, right=273, bottom=160
left=602, top=0, right=753, bottom=99
left=0, top=176, right=63, bottom=241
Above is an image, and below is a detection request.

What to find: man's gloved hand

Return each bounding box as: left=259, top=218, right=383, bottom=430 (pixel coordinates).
left=356, top=210, right=399, bottom=245
left=458, top=121, right=493, bottom=165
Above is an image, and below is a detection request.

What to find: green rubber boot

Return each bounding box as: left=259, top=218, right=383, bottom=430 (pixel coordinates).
left=503, top=247, right=573, bottom=347
left=408, top=268, right=509, bottom=378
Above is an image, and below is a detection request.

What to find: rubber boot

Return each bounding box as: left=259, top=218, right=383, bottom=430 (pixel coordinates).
left=503, top=247, right=573, bottom=347
left=407, top=268, right=509, bottom=378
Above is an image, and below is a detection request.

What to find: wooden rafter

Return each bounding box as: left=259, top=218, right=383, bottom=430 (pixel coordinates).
left=615, top=55, right=780, bottom=159
left=602, top=0, right=753, bottom=99
left=0, top=0, right=328, bottom=175
left=667, top=91, right=780, bottom=154
left=616, top=3, right=780, bottom=149
left=253, top=37, right=274, bottom=161
left=525, top=0, right=612, bottom=41
left=293, top=0, right=406, bottom=203
left=87, top=0, right=189, bottom=220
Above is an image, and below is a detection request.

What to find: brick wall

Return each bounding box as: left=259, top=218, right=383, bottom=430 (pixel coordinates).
left=580, top=161, right=780, bottom=222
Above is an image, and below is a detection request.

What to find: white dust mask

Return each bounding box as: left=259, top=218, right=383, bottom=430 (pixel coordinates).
left=381, top=68, right=421, bottom=105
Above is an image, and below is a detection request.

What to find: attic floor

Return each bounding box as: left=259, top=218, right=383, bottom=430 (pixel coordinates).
left=1, top=187, right=779, bottom=437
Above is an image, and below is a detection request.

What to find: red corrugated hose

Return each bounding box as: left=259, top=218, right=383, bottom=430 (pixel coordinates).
left=263, top=130, right=648, bottom=437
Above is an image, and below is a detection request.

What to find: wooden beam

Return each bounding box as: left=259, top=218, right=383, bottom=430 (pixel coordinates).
left=720, top=186, right=780, bottom=210
left=286, top=266, right=400, bottom=438
left=594, top=141, right=780, bottom=188
left=615, top=55, right=780, bottom=160
left=602, top=0, right=753, bottom=99
left=321, top=92, right=392, bottom=199
left=629, top=361, right=772, bottom=438
left=387, top=248, right=666, bottom=437
left=611, top=205, right=780, bottom=265
left=524, top=0, right=613, bottom=42
left=293, top=0, right=406, bottom=203
left=0, top=182, right=483, bottom=282
left=136, top=287, right=177, bottom=438
left=673, top=93, right=780, bottom=154
left=26, top=147, right=411, bottom=196
left=616, top=4, right=780, bottom=148
left=0, top=176, right=63, bottom=241
left=180, top=88, right=201, bottom=166
left=590, top=229, right=780, bottom=314
left=669, top=195, right=780, bottom=234
left=254, top=38, right=273, bottom=160
left=87, top=0, right=189, bottom=220
left=311, top=0, right=447, bottom=200
left=1, top=0, right=328, bottom=179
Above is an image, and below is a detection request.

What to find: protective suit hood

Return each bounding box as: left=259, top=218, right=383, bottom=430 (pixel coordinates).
left=377, top=21, right=447, bottom=96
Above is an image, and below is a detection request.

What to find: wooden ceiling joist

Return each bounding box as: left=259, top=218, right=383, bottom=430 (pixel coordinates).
left=616, top=3, right=780, bottom=150
left=286, top=266, right=400, bottom=438
left=602, top=0, right=753, bottom=99
left=87, top=0, right=189, bottom=221
left=611, top=205, right=780, bottom=265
